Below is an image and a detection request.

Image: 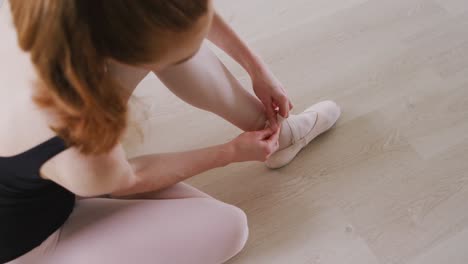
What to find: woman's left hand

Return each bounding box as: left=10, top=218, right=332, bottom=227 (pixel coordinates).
left=251, top=65, right=294, bottom=131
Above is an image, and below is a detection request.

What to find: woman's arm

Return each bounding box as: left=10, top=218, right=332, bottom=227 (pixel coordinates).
left=206, top=11, right=263, bottom=77
left=110, top=126, right=280, bottom=198
left=110, top=142, right=234, bottom=197
left=206, top=11, right=293, bottom=131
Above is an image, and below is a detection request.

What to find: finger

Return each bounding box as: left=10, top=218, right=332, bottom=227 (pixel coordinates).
left=278, top=86, right=292, bottom=111
left=269, top=115, right=279, bottom=131
left=277, top=95, right=290, bottom=118
left=265, top=104, right=278, bottom=131
left=266, top=125, right=281, bottom=145
left=279, top=84, right=288, bottom=94
left=264, top=128, right=281, bottom=158
left=271, top=102, right=279, bottom=112
left=262, top=98, right=275, bottom=121
left=256, top=127, right=274, bottom=139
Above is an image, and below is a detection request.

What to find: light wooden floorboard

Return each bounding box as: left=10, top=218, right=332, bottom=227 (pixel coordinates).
left=123, top=0, right=468, bottom=263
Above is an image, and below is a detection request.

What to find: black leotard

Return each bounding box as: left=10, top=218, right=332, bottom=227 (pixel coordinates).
left=0, top=136, right=75, bottom=263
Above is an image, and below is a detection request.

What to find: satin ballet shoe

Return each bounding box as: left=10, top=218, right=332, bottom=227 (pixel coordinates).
left=265, top=100, right=341, bottom=169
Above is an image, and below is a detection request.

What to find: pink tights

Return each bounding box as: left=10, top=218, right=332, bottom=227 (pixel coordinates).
left=7, top=183, right=248, bottom=264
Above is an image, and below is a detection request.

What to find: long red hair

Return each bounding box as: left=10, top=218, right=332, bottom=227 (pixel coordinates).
left=9, top=0, right=208, bottom=154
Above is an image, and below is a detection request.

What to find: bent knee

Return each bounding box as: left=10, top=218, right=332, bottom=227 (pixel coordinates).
left=214, top=202, right=249, bottom=262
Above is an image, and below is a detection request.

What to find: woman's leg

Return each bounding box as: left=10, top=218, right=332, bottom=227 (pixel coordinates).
left=8, top=194, right=248, bottom=264
left=155, top=43, right=341, bottom=168
left=112, top=182, right=213, bottom=200
left=154, top=43, right=267, bottom=133
left=154, top=43, right=294, bottom=150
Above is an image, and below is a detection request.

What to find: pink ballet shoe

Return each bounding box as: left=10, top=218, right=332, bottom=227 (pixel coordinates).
left=265, top=100, right=341, bottom=169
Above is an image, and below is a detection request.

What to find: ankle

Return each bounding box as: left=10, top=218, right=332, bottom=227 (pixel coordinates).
left=251, top=112, right=268, bottom=131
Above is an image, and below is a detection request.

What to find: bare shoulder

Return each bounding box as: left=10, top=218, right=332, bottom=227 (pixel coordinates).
left=40, top=142, right=135, bottom=197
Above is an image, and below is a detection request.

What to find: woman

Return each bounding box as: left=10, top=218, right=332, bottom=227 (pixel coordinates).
left=0, top=0, right=340, bottom=263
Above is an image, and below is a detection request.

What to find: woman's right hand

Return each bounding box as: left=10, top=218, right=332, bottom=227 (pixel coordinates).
left=229, top=127, right=281, bottom=163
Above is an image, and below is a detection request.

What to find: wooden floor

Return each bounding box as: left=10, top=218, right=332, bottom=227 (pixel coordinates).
left=123, top=0, right=468, bottom=263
